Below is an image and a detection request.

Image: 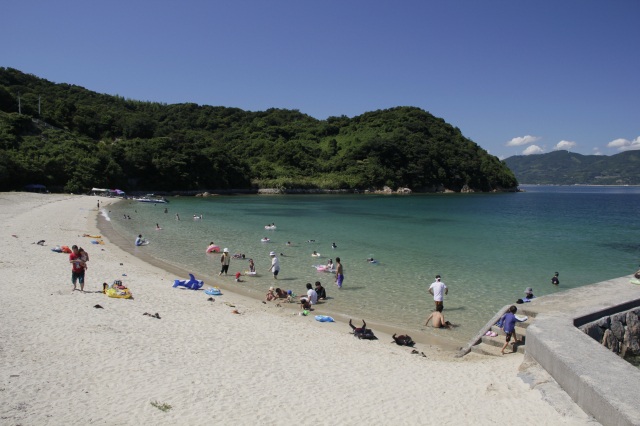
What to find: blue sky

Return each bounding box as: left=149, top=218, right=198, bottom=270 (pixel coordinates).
left=3, top=0, right=639, bottom=158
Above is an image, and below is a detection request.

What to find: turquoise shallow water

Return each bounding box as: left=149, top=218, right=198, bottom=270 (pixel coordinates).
left=104, top=186, right=640, bottom=343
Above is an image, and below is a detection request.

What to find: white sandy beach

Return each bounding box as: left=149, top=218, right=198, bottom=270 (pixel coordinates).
left=0, top=193, right=597, bottom=425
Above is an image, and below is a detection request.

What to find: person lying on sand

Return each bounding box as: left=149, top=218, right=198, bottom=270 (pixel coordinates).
left=265, top=287, right=276, bottom=301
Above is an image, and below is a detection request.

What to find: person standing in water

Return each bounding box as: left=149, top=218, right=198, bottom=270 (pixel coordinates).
left=429, top=274, right=448, bottom=310
left=335, top=257, right=344, bottom=288
left=551, top=272, right=559, bottom=286
left=268, top=251, right=280, bottom=279
left=219, top=248, right=231, bottom=276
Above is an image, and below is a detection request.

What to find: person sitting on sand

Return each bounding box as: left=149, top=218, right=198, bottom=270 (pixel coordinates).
left=425, top=305, right=452, bottom=329
left=265, top=287, right=276, bottom=301
left=275, top=288, right=288, bottom=299
left=314, top=281, right=327, bottom=300
left=300, top=283, right=318, bottom=310
left=135, top=234, right=146, bottom=246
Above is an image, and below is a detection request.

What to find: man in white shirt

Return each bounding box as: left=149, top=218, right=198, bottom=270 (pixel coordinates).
left=428, top=274, right=448, bottom=310
left=268, top=251, right=280, bottom=279
left=300, top=283, right=318, bottom=309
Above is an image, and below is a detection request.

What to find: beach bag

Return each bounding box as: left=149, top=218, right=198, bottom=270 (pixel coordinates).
left=392, top=334, right=415, bottom=347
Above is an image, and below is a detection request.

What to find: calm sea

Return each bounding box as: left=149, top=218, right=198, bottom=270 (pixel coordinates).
left=103, top=186, right=640, bottom=344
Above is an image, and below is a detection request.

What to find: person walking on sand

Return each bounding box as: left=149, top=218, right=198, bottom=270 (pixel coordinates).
left=335, top=257, right=344, bottom=288
left=268, top=251, right=280, bottom=279
left=69, top=245, right=85, bottom=292
left=428, top=274, right=448, bottom=310
left=219, top=248, right=231, bottom=276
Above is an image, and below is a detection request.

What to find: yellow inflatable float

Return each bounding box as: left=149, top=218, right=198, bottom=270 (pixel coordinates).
left=106, top=288, right=132, bottom=299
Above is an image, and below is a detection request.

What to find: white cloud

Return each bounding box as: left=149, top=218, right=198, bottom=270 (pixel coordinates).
left=593, top=148, right=603, bottom=156
left=607, top=137, right=640, bottom=151
left=554, top=140, right=576, bottom=151
left=506, top=135, right=541, bottom=147
left=523, top=145, right=544, bottom=155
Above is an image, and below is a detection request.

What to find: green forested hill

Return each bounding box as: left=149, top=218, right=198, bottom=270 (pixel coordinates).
left=0, top=67, right=517, bottom=193
left=505, top=150, right=640, bottom=185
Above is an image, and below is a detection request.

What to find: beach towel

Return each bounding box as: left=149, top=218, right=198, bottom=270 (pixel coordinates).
left=315, top=315, right=334, bottom=322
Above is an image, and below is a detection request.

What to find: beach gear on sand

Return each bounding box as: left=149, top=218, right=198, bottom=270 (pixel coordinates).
left=205, top=287, right=222, bottom=296
left=173, top=273, right=204, bottom=290
left=392, top=334, right=415, bottom=346
left=515, top=315, right=528, bottom=322
left=106, top=287, right=132, bottom=299
left=315, top=315, right=334, bottom=322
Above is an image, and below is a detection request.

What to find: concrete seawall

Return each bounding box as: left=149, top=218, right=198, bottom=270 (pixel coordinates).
left=524, top=276, right=640, bottom=426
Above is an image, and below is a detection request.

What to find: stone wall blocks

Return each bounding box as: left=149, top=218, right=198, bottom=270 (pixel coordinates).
left=582, top=322, right=604, bottom=342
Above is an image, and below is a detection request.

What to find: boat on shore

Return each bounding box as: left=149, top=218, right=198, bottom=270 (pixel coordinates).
left=134, top=194, right=169, bottom=204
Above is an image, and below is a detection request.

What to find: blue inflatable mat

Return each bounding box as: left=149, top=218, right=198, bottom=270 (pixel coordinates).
left=315, top=315, right=334, bottom=322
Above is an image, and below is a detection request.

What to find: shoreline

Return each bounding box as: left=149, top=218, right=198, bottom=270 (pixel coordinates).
left=97, top=199, right=462, bottom=351
left=0, top=192, right=594, bottom=425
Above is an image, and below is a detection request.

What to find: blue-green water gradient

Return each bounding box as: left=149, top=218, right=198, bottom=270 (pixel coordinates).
left=105, top=186, right=640, bottom=343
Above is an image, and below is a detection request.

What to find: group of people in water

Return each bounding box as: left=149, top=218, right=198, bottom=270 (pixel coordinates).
left=125, top=204, right=567, bottom=341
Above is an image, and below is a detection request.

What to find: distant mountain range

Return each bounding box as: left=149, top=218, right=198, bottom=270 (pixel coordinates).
left=505, top=150, right=640, bottom=185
